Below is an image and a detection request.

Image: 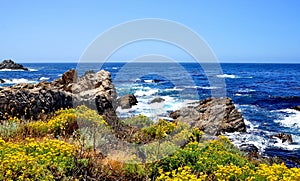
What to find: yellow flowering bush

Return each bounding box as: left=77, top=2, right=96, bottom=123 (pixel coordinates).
left=215, top=162, right=300, bottom=181
left=18, top=105, right=108, bottom=138
left=157, top=166, right=207, bottom=181
left=0, top=137, right=76, bottom=180
left=2, top=107, right=300, bottom=181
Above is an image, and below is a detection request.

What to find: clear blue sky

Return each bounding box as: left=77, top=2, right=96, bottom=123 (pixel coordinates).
left=1, top=0, right=300, bottom=63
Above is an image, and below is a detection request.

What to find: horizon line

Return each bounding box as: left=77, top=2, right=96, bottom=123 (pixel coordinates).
left=16, top=61, right=300, bottom=64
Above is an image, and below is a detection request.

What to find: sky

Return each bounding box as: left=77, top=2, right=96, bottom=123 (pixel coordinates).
left=0, top=0, right=300, bottom=63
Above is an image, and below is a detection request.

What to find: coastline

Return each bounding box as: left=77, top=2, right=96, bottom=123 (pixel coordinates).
left=2, top=63, right=300, bottom=178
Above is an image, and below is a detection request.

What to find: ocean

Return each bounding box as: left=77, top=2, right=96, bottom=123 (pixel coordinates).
left=1, top=62, right=299, bottom=166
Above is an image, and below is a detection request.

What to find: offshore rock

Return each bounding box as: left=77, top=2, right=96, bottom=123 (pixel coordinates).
left=150, top=97, right=165, bottom=104
left=117, top=94, right=138, bottom=109
left=0, top=59, right=29, bottom=71
left=272, top=132, right=293, bottom=144
left=169, top=97, right=246, bottom=135
left=292, top=105, right=300, bottom=111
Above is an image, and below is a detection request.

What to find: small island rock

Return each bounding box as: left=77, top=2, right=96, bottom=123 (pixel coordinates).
left=117, top=94, right=138, bottom=109
left=150, top=97, right=165, bottom=104
left=272, top=132, right=293, bottom=144
left=0, top=60, right=29, bottom=71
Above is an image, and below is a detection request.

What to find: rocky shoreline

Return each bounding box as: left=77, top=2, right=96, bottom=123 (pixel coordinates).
left=0, top=68, right=296, bottom=165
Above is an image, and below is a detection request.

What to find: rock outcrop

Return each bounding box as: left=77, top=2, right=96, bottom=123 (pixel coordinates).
left=150, top=97, right=165, bottom=104
left=117, top=94, right=138, bottom=109
left=239, top=144, right=259, bottom=158
left=0, top=60, right=29, bottom=70
left=169, top=97, right=246, bottom=135
left=0, top=69, right=117, bottom=122
left=0, top=79, right=4, bottom=84
left=272, top=132, right=293, bottom=144
left=292, top=105, right=300, bottom=111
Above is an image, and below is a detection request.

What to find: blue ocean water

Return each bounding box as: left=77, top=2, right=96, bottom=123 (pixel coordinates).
left=0, top=62, right=299, bottom=165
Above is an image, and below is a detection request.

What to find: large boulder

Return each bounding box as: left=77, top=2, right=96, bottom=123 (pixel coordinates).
left=0, top=60, right=29, bottom=71
left=117, top=94, right=138, bottom=109
left=169, top=97, right=246, bottom=135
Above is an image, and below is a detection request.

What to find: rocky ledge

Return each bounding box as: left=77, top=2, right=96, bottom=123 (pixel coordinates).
left=169, top=97, right=246, bottom=135
left=0, top=69, right=117, bottom=122
left=0, top=59, right=29, bottom=70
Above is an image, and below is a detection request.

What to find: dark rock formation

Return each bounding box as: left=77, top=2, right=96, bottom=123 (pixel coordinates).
left=0, top=79, right=4, bottom=83
left=0, top=60, right=29, bottom=71
left=0, top=69, right=117, bottom=122
left=169, top=97, right=246, bottom=135
left=240, top=144, right=259, bottom=158
left=272, top=132, right=293, bottom=144
left=292, top=105, right=300, bottom=111
left=117, top=94, right=138, bottom=109
left=150, top=97, right=165, bottom=104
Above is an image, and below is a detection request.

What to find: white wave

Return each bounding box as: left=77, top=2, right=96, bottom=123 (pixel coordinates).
left=0, top=68, right=38, bottom=71
left=144, top=79, right=154, bottom=83
left=183, top=86, right=220, bottom=89
left=217, top=74, right=237, bottom=79
left=234, top=93, right=251, bottom=97
left=226, top=132, right=269, bottom=154
left=134, top=78, right=141, bottom=82
left=57, top=74, right=63, bottom=77
left=165, top=87, right=184, bottom=91
left=235, top=93, right=243, bottom=97
left=134, top=88, right=158, bottom=97
left=0, top=69, right=25, bottom=71
left=116, top=94, right=194, bottom=121
left=244, top=119, right=259, bottom=131
left=3, top=78, right=37, bottom=84
left=112, top=67, right=118, bottom=70
left=28, top=68, right=38, bottom=71
left=238, top=89, right=256, bottom=93
left=274, top=109, right=300, bottom=129
left=200, top=86, right=221, bottom=90
left=272, top=136, right=300, bottom=150
left=39, top=77, right=50, bottom=81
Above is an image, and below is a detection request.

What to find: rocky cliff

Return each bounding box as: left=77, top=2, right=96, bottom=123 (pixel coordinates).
left=0, top=69, right=117, bottom=122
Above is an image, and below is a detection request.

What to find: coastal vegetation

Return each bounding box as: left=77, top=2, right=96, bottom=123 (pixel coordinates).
left=0, top=106, right=300, bottom=180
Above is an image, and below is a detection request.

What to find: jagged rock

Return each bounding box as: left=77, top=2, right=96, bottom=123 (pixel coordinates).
left=0, top=69, right=117, bottom=122
left=169, top=97, right=246, bottom=135
left=0, top=60, right=29, bottom=70
left=150, top=97, right=165, bottom=104
left=292, top=105, right=300, bottom=111
left=117, top=94, right=138, bottom=109
left=0, top=79, right=4, bottom=83
left=62, top=68, right=78, bottom=85
left=272, top=132, right=293, bottom=144
left=240, top=144, right=259, bottom=158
